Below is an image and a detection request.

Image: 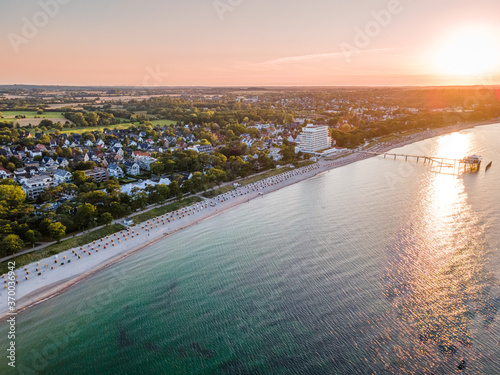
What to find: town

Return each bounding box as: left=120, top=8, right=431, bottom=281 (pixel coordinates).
left=0, top=85, right=499, bottom=261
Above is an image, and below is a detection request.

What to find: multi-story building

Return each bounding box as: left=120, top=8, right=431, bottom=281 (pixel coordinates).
left=298, top=124, right=331, bottom=153
left=22, top=176, right=53, bottom=200
left=84, top=167, right=108, bottom=182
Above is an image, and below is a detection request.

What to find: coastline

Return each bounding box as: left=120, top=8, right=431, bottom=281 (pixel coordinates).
left=1, top=118, right=498, bottom=321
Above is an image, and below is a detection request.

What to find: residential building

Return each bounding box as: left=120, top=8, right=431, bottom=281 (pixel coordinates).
left=107, top=164, right=125, bottom=179
left=84, top=167, right=108, bottom=182
left=124, top=161, right=140, bottom=176
left=22, top=176, right=53, bottom=200
left=197, top=144, right=214, bottom=154
left=135, top=156, right=157, bottom=171
left=53, top=169, right=73, bottom=185
left=0, top=166, right=13, bottom=179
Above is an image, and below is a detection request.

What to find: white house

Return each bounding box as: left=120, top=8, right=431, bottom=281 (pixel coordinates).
left=53, top=169, right=73, bottom=185
left=135, top=156, right=157, bottom=171
left=0, top=167, right=13, bottom=179
left=124, top=161, right=140, bottom=176
left=107, top=164, right=125, bottom=179
left=22, top=176, right=53, bottom=200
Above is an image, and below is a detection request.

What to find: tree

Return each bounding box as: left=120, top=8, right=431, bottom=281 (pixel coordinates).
left=181, top=179, right=194, bottom=194
left=280, top=145, right=296, bottom=162
left=0, top=185, right=26, bottom=209
left=209, top=168, right=227, bottom=187
left=73, top=170, right=88, bottom=186
left=74, top=203, right=97, bottom=229
left=24, top=229, right=39, bottom=248
left=1, top=234, right=24, bottom=256
left=104, top=179, right=121, bottom=196
left=168, top=181, right=181, bottom=199
left=156, top=184, right=170, bottom=203
left=6, top=162, right=16, bottom=172
left=131, top=191, right=149, bottom=210
left=48, top=222, right=66, bottom=243
left=100, top=212, right=113, bottom=226
left=109, top=202, right=130, bottom=218
left=150, top=161, right=165, bottom=176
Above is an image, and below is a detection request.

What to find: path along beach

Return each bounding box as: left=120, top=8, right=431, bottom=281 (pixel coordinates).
left=0, top=119, right=497, bottom=319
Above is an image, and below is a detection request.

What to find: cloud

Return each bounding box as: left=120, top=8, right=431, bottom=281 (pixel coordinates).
left=260, top=48, right=398, bottom=66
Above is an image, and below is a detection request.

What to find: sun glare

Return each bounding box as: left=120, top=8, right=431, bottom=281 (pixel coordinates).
left=434, top=26, right=500, bottom=76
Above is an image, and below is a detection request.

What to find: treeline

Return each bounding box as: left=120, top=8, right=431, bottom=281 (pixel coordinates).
left=63, top=111, right=122, bottom=127
left=0, top=181, right=66, bottom=257
left=331, top=104, right=500, bottom=148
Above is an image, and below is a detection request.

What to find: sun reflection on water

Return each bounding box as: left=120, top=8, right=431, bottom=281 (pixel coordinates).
left=435, top=132, right=471, bottom=160
left=384, top=131, right=497, bottom=368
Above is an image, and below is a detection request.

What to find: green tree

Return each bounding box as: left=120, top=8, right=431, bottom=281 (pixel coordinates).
left=1, top=234, right=24, bottom=256
left=75, top=203, right=97, bottom=229
left=181, top=179, right=194, bottom=194
left=104, top=179, right=121, bottom=196
left=150, top=162, right=165, bottom=176
left=156, top=184, right=170, bottom=203
left=24, top=229, right=40, bottom=248
left=6, top=162, right=16, bottom=172
left=131, top=191, right=149, bottom=210
left=48, top=222, right=66, bottom=243
left=100, top=212, right=113, bottom=226
left=72, top=170, right=88, bottom=186
left=168, top=181, right=181, bottom=199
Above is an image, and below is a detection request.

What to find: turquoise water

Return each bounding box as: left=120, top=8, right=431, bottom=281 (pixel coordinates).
left=1, top=125, right=500, bottom=374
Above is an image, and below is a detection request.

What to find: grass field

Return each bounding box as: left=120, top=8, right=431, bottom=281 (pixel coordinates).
left=59, top=123, right=133, bottom=134
left=132, top=196, right=204, bottom=224
left=0, top=224, right=126, bottom=274
left=2, top=111, right=67, bottom=119
left=149, top=119, right=178, bottom=126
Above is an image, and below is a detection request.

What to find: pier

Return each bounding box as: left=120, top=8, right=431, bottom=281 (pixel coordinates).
left=358, top=151, right=483, bottom=175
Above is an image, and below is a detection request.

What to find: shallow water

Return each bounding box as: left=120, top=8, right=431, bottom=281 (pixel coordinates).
left=1, top=124, right=499, bottom=374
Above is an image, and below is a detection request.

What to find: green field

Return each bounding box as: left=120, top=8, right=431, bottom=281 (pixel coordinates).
left=0, top=224, right=126, bottom=274
left=149, top=119, right=178, bottom=126
left=1, top=111, right=67, bottom=119
left=132, top=196, right=204, bottom=224
left=59, top=123, right=133, bottom=134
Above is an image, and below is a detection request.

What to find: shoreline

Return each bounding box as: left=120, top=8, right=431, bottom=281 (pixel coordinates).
left=1, top=119, right=497, bottom=321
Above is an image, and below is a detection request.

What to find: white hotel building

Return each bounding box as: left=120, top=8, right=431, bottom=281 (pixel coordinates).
left=297, top=124, right=331, bottom=153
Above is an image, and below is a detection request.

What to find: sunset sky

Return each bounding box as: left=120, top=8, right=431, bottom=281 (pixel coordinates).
left=1, top=0, right=500, bottom=86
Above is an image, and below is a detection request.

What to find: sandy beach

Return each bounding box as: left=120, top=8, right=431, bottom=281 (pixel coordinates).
left=0, top=119, right=497, bottom=320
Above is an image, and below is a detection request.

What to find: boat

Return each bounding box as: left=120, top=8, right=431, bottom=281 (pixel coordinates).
left=485, top=161, right=492, bottom=171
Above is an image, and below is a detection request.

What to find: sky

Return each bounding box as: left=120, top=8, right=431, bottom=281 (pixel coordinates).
left=1, top=0, right=500, bottom=86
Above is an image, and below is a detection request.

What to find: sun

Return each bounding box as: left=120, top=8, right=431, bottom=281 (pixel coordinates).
left=434, top=26, right=500, bottom=76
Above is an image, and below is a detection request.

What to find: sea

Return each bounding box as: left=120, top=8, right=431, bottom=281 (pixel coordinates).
left=1, top=124, right=499, bottom=374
